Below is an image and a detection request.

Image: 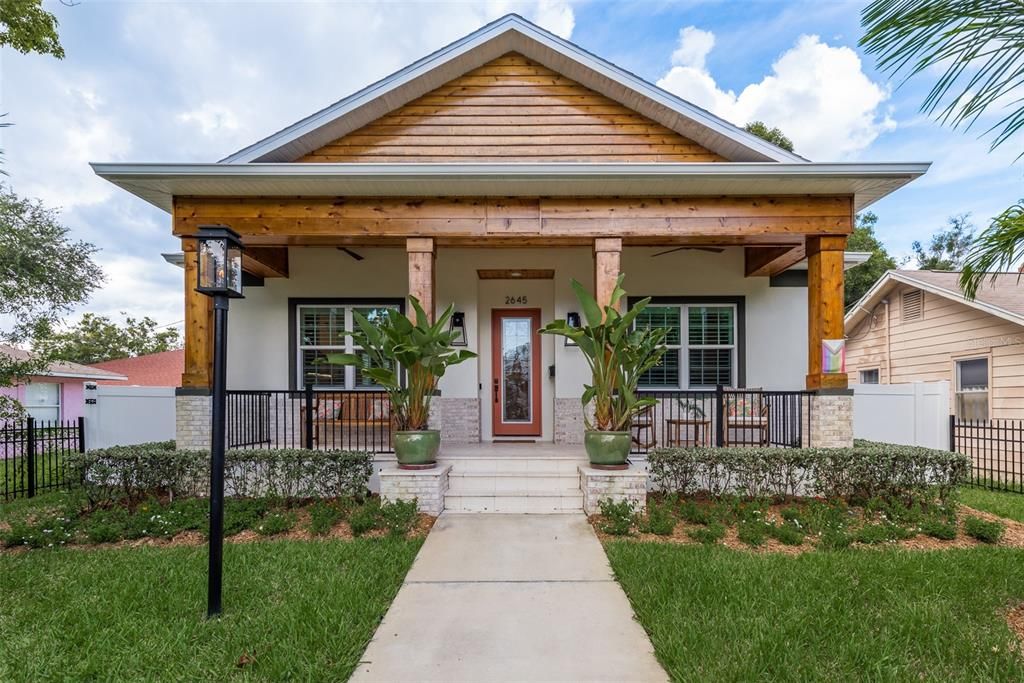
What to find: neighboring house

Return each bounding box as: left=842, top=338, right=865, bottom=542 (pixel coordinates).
left=93, top=14, right=927, bottom=452
left=0, top=345, right=126, bottom=422
left=88, top=349, right=184, bottom=387
left=845, top=270, right=1024, bottom=420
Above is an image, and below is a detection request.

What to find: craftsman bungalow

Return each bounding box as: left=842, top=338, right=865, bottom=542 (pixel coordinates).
left=94, top=15, right=926, bottom=492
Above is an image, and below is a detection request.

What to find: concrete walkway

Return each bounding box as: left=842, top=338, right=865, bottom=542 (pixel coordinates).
left=351, top=514, right=667, bottom=682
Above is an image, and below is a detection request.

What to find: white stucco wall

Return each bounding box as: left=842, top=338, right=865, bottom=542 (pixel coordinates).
left=226, top=245, right=810, bottom=437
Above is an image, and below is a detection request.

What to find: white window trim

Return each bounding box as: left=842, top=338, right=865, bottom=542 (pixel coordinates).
left=295, top=303, right=398, bottom=390
left=859, top=368, right=881, bottom=384
left=25, top=382, right=61, bottom=422
left=638, top=303, right=737, bottom=391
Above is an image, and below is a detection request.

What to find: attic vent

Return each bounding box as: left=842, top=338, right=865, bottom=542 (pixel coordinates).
left=902, top=289, right=923, bottom=322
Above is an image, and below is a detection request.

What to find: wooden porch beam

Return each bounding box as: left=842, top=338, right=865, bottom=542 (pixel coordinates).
left=242, top=247, right=289, bottom=279
left=180, top=238, right=213, bottom=390
left=406, top=237, right=435, bottom=323
left=744, top=245, right=806, bottom=277
left=806, top=235, right=848, bottom=391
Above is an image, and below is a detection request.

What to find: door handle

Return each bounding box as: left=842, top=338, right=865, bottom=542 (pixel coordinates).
left=493, top=379, right=499, bottom=403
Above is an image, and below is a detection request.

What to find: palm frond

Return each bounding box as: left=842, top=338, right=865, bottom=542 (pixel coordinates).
left=959, top=200, right=1024, bottom=298
left=861, top=0, right=1024, bottom=152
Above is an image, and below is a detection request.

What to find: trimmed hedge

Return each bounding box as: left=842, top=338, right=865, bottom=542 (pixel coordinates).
left=648, top=444, right=968, bottom=503
left=66, top=442, right=374, bottom=507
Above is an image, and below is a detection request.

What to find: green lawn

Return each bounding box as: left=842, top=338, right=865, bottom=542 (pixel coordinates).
left=960, top=486, right=1024, bottom=523
left=0, top=538, right=421, bottom=681
left=606, top=542, right=1024, bottom=682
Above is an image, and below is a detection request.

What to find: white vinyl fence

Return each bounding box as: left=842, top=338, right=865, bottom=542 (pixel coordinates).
left=853, top=381, right=950, bottom=450
left=83, top=384, right=176, bottom=450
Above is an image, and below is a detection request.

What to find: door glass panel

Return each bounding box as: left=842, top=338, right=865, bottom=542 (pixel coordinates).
left=501, top=317, right=532, bottom=423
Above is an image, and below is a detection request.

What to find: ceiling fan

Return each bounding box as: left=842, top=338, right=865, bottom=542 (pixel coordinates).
left=336, top=247, right=364, bottom=261
left=650, top=246, right=725, bottom=257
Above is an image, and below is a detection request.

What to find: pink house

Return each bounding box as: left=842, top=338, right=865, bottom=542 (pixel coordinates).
left=0, top=345, right=126, bottom=422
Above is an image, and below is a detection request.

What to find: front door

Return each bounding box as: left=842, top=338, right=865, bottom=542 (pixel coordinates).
left=491, top=309, right=542, bottom=437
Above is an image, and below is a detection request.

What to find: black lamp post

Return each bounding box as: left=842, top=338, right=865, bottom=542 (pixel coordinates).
left=193, top=225, right=244, bottom=618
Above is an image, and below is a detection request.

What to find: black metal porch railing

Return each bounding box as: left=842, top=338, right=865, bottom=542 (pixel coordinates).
left=631, top=387, right=812, bottom=455
left=950, top=416, right=1024, bottom=494
left=226, top=388, right=393, bottom=453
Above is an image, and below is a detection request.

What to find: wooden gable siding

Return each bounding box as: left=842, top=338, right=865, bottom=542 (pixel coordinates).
left=298, top=54, right=726, bottom=163
left=846, top=282, right=1024, bottom=418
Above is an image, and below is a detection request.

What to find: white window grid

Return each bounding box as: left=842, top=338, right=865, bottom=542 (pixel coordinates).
left=296, top=304, right=397, bottom=390
left=638, top=303, right=737, bottom=390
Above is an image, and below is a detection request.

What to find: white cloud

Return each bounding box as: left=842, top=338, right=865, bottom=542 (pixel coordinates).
left=657, top=30, right=895, bottom=160
left=177, top=104, right=240, bottom=137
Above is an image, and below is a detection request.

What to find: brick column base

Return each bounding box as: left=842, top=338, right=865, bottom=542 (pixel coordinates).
left=428, top=397, right=480, bottom=443
left=808, top=393, right=854, bottom=448
left=175, top=394, right=211, bottom=450
left=379, top=464, right=451, bottom=516
left=579, top=464, right=647, bottom=515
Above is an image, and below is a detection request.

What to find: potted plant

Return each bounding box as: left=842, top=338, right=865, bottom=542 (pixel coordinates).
left=540, top=276, right=668, bottom=469
left=328, top=297, right=475, bottom=469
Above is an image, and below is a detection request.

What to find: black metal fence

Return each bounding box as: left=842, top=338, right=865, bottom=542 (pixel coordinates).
left=1, top=416, right=85, bottom=500
left=227, top=387, right=393, bottom=453
left=631, top=387, right=811, bottom=454
left=950, top=416, right=1024, bottom=494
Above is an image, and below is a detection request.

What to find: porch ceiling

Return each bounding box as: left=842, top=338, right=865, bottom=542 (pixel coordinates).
left=91, top=162, right=929, bottom=213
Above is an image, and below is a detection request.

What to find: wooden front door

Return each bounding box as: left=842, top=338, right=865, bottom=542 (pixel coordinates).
left=491, top=309, right=542, bottom=437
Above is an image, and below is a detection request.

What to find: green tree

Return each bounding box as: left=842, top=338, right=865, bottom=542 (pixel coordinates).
left=743, top=121, right=795, bottom=152
left=845, top=211, right=899, bottom=308
left=35, top=313, right=182, bottom=366
left=0, top=0, right=64, bottom=58
left=912, top=214, right=974, bottom=270
left=1, top=185, right=102, bottom=417
left=860, top=0, right=1024, bottom=297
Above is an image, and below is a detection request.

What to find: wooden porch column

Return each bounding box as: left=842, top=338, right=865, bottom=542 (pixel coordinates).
left=181, top=238, right=213, bottom=390
left=806, top=235, right=848, bottom=390
left=594, top=237, right=622, bottom=314
left=406, top=237, right=435, bottom=323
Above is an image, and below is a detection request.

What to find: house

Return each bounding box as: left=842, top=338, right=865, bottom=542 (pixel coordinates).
left=88, top=349, right=184, bottom=387
left=0, top=345, right=126, bottom=422
left=93, top=15, right=927, bottom=462
left=845, top=270, right=1024, bottom=420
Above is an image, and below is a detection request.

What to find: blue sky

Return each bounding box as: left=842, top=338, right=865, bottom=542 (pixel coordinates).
left=2, top=0, right=1022, bottom=331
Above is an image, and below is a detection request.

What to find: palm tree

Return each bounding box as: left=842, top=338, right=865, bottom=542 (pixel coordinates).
left=860, top=0, right=1024, bottom=297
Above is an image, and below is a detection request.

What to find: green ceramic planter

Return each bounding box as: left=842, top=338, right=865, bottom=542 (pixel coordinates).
left=394, top=430, right=441, bottom=469
left=584, top=430, right=632, bottom=469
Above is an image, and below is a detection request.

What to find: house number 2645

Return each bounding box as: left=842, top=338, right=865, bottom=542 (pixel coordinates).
left=505, top=295, right=528, bottom=305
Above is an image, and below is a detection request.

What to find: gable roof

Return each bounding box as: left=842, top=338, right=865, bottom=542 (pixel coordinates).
left=221, top=14, right=806, bottom=164
left=845, top=270, right=1024, bottom=332
left=87, top=349, right=183, bottom=387
left=0, top=345, right=128, bottom=381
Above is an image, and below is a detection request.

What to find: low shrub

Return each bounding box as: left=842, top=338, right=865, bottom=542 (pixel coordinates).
left=649, top=444, right=967, bottom=505
left=66, top=444, right=374, bottom=507
left=348, top=500, right=381, bottom=537
left=678, top=499, right=712, bottom=525
left=380, top=500, right=418, bottom=538
left=688, top=522, right=726, bottom=545
left=854, top=523, right=913, bottom=545
left=964, top=516, right=1005, bottom=544
left=2, top=515, right=75, bottom=549
left=767, top=522, right=804, bottom=546
left=921, top=518, right=957, bottom=541
left=223, top=499, right=270, bottom=536
left=256, top=511, right=296, bottom=536
left=598, top=499, right=637, bottom=536
left=643, top=500, right=676, bottom=536
left=737, top=521, right=767, bottom=547
left=817, top=529, right=853, bottom=550
left=307, top=500, right=349, bottom=536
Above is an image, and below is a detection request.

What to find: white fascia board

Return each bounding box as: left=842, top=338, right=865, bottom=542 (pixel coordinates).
left=219, top=14, right=804, bottom=164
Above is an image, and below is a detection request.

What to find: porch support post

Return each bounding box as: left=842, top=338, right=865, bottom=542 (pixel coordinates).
left=407, top=237, right=435, bottom=323
left=806, top=235, right=848, bottom=391
left=181, top=238, right=213, bottom=389
left=593, top=237, right=622, bottom=314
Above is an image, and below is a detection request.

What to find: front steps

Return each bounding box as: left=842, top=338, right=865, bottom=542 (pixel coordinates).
left=439, top=452, right=587, bottom=513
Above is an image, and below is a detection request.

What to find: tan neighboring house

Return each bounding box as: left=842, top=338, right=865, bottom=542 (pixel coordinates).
left=845, top=270, right=1024, bottom=420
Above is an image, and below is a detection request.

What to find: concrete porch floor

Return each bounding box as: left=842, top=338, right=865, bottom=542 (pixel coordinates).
left=350, top=514, right=667, bottom=682
left=439, top=442, right=588, bottom=459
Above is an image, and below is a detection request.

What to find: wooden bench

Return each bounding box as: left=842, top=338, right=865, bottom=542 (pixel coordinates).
left=300, top=394, right=391, bottom=447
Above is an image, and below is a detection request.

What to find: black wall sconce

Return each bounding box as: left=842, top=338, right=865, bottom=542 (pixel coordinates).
left=565, top=311, right=581, bottom=347
left=448, top=311, right=468, bottom=346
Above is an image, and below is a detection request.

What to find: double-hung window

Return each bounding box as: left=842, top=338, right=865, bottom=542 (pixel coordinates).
left=295, top=303, right=399, bottom=390
left=635, top=303, right=738, bottom=389
left=25, top=382, right=60, bottom=421
left=955, top=357, right=989, bottom=420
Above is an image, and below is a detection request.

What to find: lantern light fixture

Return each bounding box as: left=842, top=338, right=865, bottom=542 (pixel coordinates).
left=195, top=225, right=245, bottom=298
left=448, top=311, right=468, bottom=347
left=565, top=311, right=581, bottom=347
